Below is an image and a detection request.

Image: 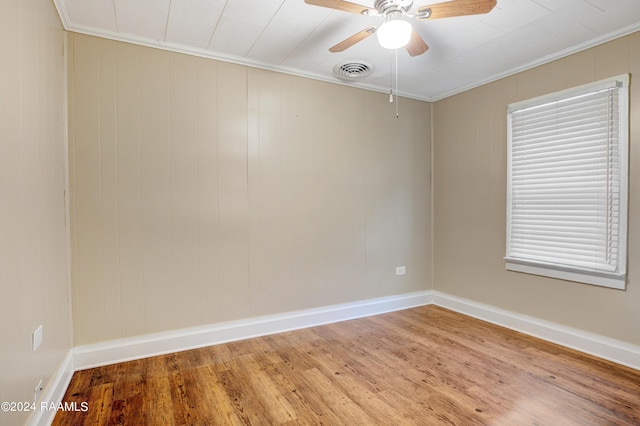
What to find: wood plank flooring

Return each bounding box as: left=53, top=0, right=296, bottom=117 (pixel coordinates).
left=53, top=306, right=640, bottom=425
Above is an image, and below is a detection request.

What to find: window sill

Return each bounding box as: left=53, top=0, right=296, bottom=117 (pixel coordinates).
left=505, top=259, right=625, bottom=290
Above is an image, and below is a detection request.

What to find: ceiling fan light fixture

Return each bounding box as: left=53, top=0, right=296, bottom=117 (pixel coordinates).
left=376, top=12, right=412, bottom=49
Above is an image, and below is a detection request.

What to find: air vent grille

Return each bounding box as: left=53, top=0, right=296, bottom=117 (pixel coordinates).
left=333, top=61, right=374, bottom=80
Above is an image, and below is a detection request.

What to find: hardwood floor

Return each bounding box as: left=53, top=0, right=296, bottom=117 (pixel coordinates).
left=53, top=306, right=640, bottom=425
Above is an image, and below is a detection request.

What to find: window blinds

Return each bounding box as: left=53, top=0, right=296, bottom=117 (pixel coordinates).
left=506, top=75, right=628, bottom=288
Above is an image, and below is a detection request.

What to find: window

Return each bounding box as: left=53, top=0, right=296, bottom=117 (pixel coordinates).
left=505, top=75, right=629, bottom=289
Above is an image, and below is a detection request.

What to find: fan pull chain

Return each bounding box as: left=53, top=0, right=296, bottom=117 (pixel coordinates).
left=395, top=48, right=399, bottom=118
left=388, top=50, right=399, bottom=118
left=389, top=52, right=394, bottom=103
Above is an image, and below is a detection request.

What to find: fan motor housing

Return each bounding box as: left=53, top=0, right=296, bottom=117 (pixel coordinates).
left=374, top=0, right=413, bottom=14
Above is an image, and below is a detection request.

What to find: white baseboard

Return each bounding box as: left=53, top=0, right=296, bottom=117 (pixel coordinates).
left=432, top=291, right=640, bottom=371
left=34, top=289, right=640, bottom=426
left=27, top=350, right=75, bottom=426
left=71, top=289, right=640, bottom=372
left=73, top=291, right=433, bottom=371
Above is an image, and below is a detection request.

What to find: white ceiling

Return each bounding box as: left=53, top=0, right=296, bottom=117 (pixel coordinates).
left=53, top=0, right=640, bottom=101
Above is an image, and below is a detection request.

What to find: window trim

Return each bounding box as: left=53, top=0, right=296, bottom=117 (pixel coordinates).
left=505, top=74, right=629, bottom=290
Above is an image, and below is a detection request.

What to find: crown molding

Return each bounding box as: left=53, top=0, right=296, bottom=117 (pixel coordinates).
left=62, top=22, right=433, bottom=103
left=52, top=4, right=640, bottom=102
left=430, top=22, right=640, bottom=101
left=51, top=0, right=71, bottom=29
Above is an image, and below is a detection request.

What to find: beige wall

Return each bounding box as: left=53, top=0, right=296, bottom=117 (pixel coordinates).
left=433, top=32, right=640, bottom=345
left=68, top=33, right=432, bottom=345
left=0, top=0, right=70, bottom=424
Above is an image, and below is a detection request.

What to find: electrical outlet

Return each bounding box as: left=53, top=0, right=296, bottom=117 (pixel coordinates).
left=32, top=325, right=43, bottom=351
left=34, top=379, right=43, bottom=404
left=395, top=266, right=406, bottom=276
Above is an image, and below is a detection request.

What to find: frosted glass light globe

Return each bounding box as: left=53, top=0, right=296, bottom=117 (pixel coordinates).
left=376, top=18, right=412, bottom=49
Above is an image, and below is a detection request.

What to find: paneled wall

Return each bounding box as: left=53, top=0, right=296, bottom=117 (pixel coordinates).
left=0, top=0, right=70, bottom=424
left=433, top=32, right=640, bottom=345
left=68, top=33, right=432, bottom=345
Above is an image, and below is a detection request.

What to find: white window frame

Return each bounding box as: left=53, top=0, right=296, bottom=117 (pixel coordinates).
left=505, top=74, right=629, bottom=290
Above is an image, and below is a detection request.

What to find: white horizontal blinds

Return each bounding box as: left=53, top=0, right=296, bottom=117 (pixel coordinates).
left=508, top=84, right=621, bottom=274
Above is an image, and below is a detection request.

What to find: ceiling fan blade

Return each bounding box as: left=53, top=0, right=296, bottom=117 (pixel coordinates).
left=406, top=30, right=429, bottom=56
left=417, top=0, right=497, bottom=20
left=304, top=0, right=373, bottom=15
left=329, top=27, right=377, bottom=53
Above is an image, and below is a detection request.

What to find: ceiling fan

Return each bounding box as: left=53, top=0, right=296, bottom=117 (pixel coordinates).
left=305, top=0, right=497, bottom=57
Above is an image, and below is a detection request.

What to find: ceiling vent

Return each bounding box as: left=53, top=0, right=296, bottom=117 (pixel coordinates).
left=333, top=61, right=374, bottom=81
